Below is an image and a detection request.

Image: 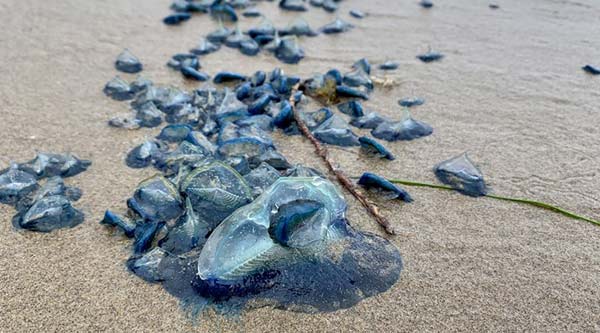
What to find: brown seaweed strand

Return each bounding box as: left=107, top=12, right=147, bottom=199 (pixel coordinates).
left=289, top=85, right=396, bottom=235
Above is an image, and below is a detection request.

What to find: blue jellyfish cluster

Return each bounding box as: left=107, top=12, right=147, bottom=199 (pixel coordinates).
left=0, top=153, right=90, bottom=232
left=161, top=0, right=360, bottom=66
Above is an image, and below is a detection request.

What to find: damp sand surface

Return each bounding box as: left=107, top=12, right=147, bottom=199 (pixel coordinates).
left=1, top=0, right=600, bottom=331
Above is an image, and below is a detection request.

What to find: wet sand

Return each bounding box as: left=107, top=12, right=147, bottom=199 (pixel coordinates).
left=1, top=0, right=600, bottom=331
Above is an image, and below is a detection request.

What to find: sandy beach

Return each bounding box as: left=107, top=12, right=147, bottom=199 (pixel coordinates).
left=1, top=0, right=600, bottom=331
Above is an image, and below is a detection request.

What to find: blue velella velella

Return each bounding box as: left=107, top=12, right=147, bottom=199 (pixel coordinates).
left=358, top=172, right=413, bottom=202
left=371, top=109, right=433, bottom=141
left=115, top=49, right=143, bottom=73
left=434, top=152, right=487, bottom=196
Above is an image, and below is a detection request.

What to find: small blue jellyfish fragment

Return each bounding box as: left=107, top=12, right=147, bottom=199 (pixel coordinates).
left=100, top=210, right=136, bottom=237
left=343, top=68, right=373, bottom=91
left=417, top=51, right=444, bottom=63
left=270, top=199, right=325, bottom=246
left=224, top=28, right=247, bottom=48
left=108, top=115, right=141, bottom=130
left=115, top=49, right=143, bottom=73
left=251, top=71, right=267, bottom=87
left=190, top=39, right=221, bottom=55
left=128, top=175, right=183, bottom=222
left=352, top=58, right=372, bottom=75
left=272, top=100, right=294, bottom=129
left=582, top=65, right=600, bottom=75
left=419, top=0, right=434, bottom=8
left=236, top=82, right=252, bottom=100
left=309, top=0, right=324, bottom=7
left=214, top=71, right=248, bottom=84
left=325, top=69, right=343, bottom=85
left=358, top=172, right=412, bottom=202
left=181, top=67, right=210, bottom=81
left=164, top=103, right=198, bottom=124
left=350, top=9, right=366, bottom=18
left=243, top=8, right=262, bottom=17
left=248, top=94, right=274, bottom=115
left=130, top=76, right=152, bottom=94
left=247, top=20, right=276, bottom=39
left=398, top=97, right=425, bottom=108
left=127, top=247, right=166, bottom=282
left=336, top=85, right=369, bottom=100
left=321, top=18, right=354, bottom=34
left=210, top=1, right=238, bottom=22
left=103, top=76, right=134, bottom=101
left=157, top=124, right=193, bottom=143
left=379, top=61, right=399, bottom=70
left=371, top=110, right=433, bottom=141
left=236, top=115, right=273, bottom=132
left=313, top=115, right=361, bottom=147
left=126, top=140, right=165, bottom=169
left=133, top=221, right=165, bottom=254
left=258, top=149, right=291, bottom=170
left=240, top=38, right=261, bottom=56
left=163, top=12, right=192, bottom=25
left=322, top=0, right=338, bottom=12
left=223, top=156, right=252, bottom=175
left=279, top=18, right=318, bottom=37
left=13, top=195, right=85, bottom=232
left=337, top=100, right=365, bottom=117
left=207, top=26, right=233, bottom=43
left=489, top=3, right=499, bottom=9
left=18, top=153, right=91, bottom=179
left=135, top=102, right=163, bottom=128
left=434, top=152, right=487, bottom=197
left=358, top=137, right=395, bottom=160
left=350, top=112, right=388, bottom=129
left=275, top=37, right=305, bottom=64
left=0, top=165, right=38, bottom=205
left=171, top=0, right=209, bottom=13
left=168, top=53, right=200, bottom=71
left=279, top=0, right=308, bottom=11
left=244, top=162, right=281, bottom=197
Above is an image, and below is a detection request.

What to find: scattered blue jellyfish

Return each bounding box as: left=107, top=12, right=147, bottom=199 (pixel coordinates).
left=336, top=85, right=369, bottom=100
left=18, top=153, right=91, bottom=179
left=313, top=115, right=361, bottom=147
left=372, top=109, right=433, bottom=141
left=358, top=172, right=412, bottom=202
left=100, top=210, right=136, bottom=237
left=163, top=12, right=192, bottom=25
left=157, top=124, right=193, bottom=143
left=417, top=50, right=444, bottom=63
left=207, top=25, right=233, bottom=43
left=321, top=18, right=354, bottom=34
left=582, top=65, right=600, bottom=75
left=244, top=162, right=281, bottom=197
left=379, top=61, right=399, bottom=70
left=190, top=39, right=221, bottom=55
left=210, top=1, right=238, bottom=22
left=115, top=49, right=143, bottom=73
left=434, top=152, right=487, bottom=197
left=399, top=97, right=425, bottom=108
left=309, top=0, right=324, bottom=7
left=104, top=76, right=134, bottom=101
left=359, top=137, right=395, bottom=160
left=126, top=140, right=166, bottom=168
left=489, top=3, right=500, bottom=9
left=350, top=9, right=366, bottom=18
left=240, top=38, right=260, bottom=56
left=136, top=102, right=163, bottom=128
left=279, top=0, right=308, bottom=11
left=13, top=194, right=84, bottom=232
left=128, top=175, right=184, bottom=222
left=127, top=247, right=167, bottom=282
left=181, top=67, right=210, bottom=81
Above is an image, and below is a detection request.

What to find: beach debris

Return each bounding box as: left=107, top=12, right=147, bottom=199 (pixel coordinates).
left=417, top=50, right=444, bottom=63
left=379, top=61, right=399, bottom=70
left=350, top=9, right=366, bottom=19
left=582, top=65, right=600, bottom=75
left=372, top=109, right=433, bottom=141
left=115, top=49, right=143, bottom=73
left=358, top=172, right=412, bottom=202
left=359, top=136, right=395, bottom=160
left=434, top=152, right=487, bottom=196
left=398, top=97, right=425, bottom=108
